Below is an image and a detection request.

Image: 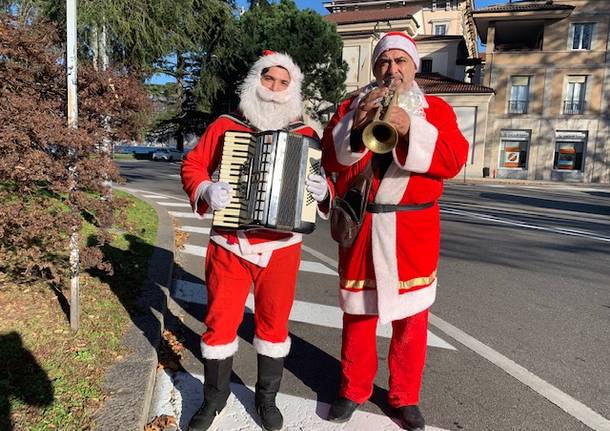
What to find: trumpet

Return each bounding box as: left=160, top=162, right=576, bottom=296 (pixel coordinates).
left=362, top=79, right=400, bottom=154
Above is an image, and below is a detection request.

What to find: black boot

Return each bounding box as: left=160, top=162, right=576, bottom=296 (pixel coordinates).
left=397, top=405, right=425, bottom=431
left=327, top=397, right=360, bottom=423
left=188, top=357, right=233, bottom=431
left=255, top=354, right=285, bottom=431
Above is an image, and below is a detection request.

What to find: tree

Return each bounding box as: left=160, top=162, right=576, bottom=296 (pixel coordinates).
left=0, top=15, right=151, bottom=286
left=234, top=0, right=347, bottom=120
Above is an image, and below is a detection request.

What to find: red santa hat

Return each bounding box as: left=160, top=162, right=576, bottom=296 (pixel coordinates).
left=372, top=32, right=420, bottom=71
left=248, top=49, right=304, bottom=89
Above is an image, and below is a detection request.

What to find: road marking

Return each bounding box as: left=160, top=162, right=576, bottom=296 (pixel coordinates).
left=181, top=244, right=207, bottom=257
left=299, top=260, right=338, bottom=276
left=157, top=202, right=191, bottom=207
left=429, top=314, right=610, bottom=431
left=441, top=207, right=610, bottom=243
left=177, top=226, right=211, bottom=235
left=302, top=244, right=339, bottom=269
left=150, top=369, right=449, bottom=431
left=173, top=280, right=455, bottom=350
left=168, top=211, right=212, bottom=219
left=167, top=174, right=181, bottom=179
left=141, top=194, right=168, bottom=199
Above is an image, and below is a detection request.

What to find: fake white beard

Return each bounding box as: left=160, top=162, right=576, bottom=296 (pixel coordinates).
left=238, top=74, right=303, bottom=131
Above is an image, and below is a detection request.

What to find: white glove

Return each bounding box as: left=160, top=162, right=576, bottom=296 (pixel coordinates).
left=305, top=174, right=329, bottom=202
left=203, top=181, right=232, bottom=210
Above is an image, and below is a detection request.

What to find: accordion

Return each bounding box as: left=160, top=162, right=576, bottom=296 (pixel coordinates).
left=213, top=130, right=322, bottom=234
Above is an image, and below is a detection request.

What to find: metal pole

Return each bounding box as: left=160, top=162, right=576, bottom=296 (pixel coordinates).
left=67, top=0, right=80, bottom=331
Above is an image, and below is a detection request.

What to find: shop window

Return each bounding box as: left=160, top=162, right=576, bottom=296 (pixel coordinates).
left=499, top=130, right=530, bottom=169
left=508, top=76, right=530, bottom=114
left=553, top=131, right=587, bottom=171
left=571, top=23, right=594, bottom=50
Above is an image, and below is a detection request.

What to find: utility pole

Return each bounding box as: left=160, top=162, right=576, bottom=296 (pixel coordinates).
left=67, top=0, right=80, bottom=332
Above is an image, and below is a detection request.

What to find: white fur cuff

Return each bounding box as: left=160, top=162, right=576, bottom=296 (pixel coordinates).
left=399, top=115, right=438, bottom=173
left=201, top=338, right=238, bottom=360
left=253, top=336, right=291, bottom=358
left=332, top=109, right=369, bottom=167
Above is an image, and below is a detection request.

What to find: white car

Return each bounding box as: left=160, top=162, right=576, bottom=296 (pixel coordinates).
left=151, top=148, right=183, bottom=161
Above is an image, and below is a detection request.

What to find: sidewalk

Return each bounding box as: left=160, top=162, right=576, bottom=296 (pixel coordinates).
left=447, top=176, right=610, bottom=189
left=94, top=190, right=175, bottom=431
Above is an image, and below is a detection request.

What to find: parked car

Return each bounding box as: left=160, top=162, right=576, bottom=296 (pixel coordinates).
left=151, top=148, right=183, bottom=161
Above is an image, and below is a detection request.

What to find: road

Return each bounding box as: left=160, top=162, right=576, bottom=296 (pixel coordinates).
left=118, top=159, right=610, bottom=431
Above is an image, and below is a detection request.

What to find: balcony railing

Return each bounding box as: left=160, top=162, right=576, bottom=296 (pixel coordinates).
left=563, top=100, right=585, bottom=115
left=508, top=100, right=528, bottom=114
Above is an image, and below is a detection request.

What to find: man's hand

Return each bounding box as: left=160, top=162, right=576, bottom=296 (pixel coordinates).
left=353, top=87, right=387, bottom=130
left=387, top=106, right=411, bottom=138
left=305, top=174, right=329, bottom=202
left=204, top=181, right=232, bottom=210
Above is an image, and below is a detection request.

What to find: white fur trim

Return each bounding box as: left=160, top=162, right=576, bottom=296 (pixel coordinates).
left=235, top=230, right=302, bottom=255
left=340, top=282, right=436, bottom=323
left=209, top=231, right=273, bottom=267
left=254, top=336, right=291, bottom=358
left=201, top=338, right=238, bottom=360
left=372, top=32, right=420, bottom=70
left=374, top=163, right=410, bottom=205
left=238, top=53, right=303, bottom=131
left=331, top=109, right=369, bottom=167
left=371, top=212, right=401, bottom=324
left=395, top=115, right=438, bottom=173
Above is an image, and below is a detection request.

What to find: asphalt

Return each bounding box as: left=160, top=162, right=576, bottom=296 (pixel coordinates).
left=94, top=188, right=175, bottom=431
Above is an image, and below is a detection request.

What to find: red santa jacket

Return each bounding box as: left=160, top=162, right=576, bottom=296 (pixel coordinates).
left=322, top=92, right=469, bottom=323
left=181, top=114, right=323, bottom=266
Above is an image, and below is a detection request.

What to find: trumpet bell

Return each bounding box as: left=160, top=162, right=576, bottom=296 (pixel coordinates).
left=362, top=120, right=398, bottom=154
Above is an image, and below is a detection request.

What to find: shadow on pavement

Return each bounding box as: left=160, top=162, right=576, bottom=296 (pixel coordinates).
left=0, top=332, right=53, bottom=430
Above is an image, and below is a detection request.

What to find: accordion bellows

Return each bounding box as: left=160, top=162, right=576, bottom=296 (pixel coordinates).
left=213, top=130, right=322, bottom=234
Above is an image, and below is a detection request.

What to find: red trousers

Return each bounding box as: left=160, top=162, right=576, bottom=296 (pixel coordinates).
left=203, top=241, right=301, bottom=349
left=339, top=309, right=429, bottom=408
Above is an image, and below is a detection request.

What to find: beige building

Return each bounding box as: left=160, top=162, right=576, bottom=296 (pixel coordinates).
left=474, top=0, right=610, bottom=183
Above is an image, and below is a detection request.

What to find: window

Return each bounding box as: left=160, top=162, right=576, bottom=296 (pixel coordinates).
left=499, top=130, right=530, bottom=169
left=508, top=76, right=530, bottom=114
left=434, top=23, right=447, bottom=35
left=421, top=58, right=433, bottom=73
left=564, top=76, right=587, bottom=114
left=553, top=131, right=587, bottom=171
left=571, top=23, right=594, bottom=50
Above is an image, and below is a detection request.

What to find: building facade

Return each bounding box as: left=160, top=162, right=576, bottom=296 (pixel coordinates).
left=474, top=0, right=610, bottom=183
left=323, top=0, right=492, bottom=178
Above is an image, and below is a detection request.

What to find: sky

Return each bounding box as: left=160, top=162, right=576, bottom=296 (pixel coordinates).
left=236, top=0, right=511, bottom=15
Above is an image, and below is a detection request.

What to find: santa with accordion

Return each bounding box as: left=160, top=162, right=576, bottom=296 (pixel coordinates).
left=181, top=50, right=333, bottom=431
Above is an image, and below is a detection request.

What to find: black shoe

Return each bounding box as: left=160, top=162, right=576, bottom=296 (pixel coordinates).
left=255, top=354, right=285, bottom=430
left=188, top=402, right=226, bottom=431
left=397, top=405, right=425, bottom=431
left=256, top=401, right=283, bottom=431
left=188, top=357, right=233, bottom=431
left=327, top=397, right=360, bottom=423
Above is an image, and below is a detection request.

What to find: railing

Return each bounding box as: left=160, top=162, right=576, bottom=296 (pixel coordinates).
left=508, top=100, right=528, bottom=114
left=563, top=100, right=585, bottom=115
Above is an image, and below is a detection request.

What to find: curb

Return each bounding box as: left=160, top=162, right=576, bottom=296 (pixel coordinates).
left=94, top=189, right=175, bottom=431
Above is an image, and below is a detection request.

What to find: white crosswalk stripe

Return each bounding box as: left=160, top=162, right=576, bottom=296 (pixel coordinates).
left=181, top=244, right=207, bottom=257
left=173, top=280, right=455, bottom=350
left=150, top=369, right=451, bottom=431
left=177, top=226, right=211, bottom=235
left=156, top=202, right=191, bottom=207
left=141, top=194, right=168, bottom=199
left=168, top=211, right=212, bottom=219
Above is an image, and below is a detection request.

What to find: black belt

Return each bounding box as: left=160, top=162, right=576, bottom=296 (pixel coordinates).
left=366, top=201, right=436, bottom=213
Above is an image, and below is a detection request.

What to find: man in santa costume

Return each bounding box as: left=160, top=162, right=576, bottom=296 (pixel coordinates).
left=181, top=51, right=331, bottom=431
left=322, top=32, right=469, bottom=430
